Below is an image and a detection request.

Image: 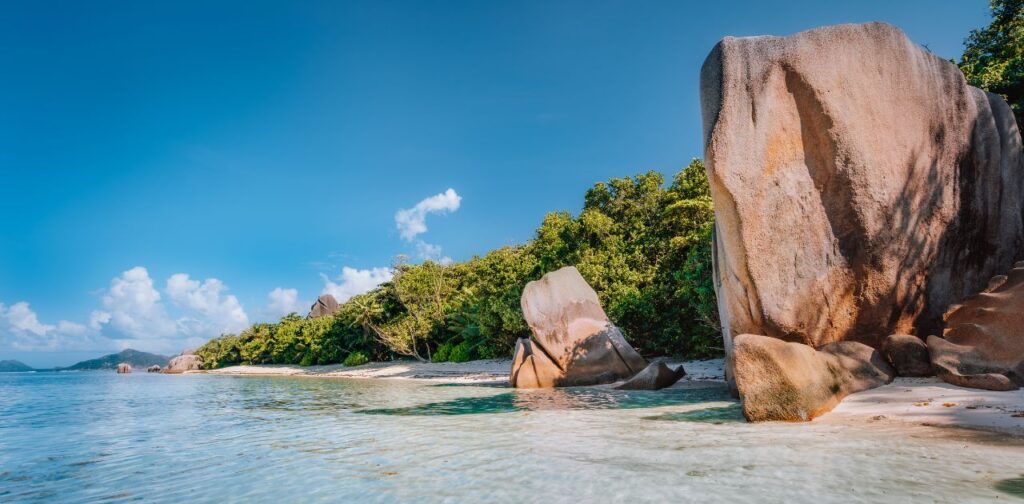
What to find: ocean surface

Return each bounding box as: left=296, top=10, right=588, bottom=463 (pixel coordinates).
left=1, top=371, right=1022, bottom=503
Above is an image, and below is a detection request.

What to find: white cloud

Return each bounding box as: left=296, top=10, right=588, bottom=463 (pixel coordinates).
left=0, top=266, right=255, bottom=356
left=322, top=266, right=393, bottom=302
left=415, top=241, right=443, bottom=259
left=166, top=273, right=249, bottom=338
left=3, top=301, right=54, bottom=336
left=395, top=188, right=461, bottom=241
left=0, top=302, right=94, bottom=351
left=88, top=310, right=110, bottom=330
left=266, top=287, right=303, bottom=317
left=98, top=266, right=177, bottom=340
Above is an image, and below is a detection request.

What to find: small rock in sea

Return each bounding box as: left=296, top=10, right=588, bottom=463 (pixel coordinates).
left=942, top=403, right=956, bottom=408
left=913, top=402, right=930, bottom=407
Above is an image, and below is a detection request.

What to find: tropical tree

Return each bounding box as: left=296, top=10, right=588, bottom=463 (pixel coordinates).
left=960, top=0, right=1024, bottom=121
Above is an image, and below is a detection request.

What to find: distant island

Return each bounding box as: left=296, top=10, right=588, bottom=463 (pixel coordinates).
left=0, top=360, right=34, bottom=372
left=63, top=349, right=170, bottom=371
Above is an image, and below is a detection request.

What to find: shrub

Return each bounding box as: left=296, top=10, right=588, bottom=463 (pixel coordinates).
left=343, top=351, right=370, bottom=367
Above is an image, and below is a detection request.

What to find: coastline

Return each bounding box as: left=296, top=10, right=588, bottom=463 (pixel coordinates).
left=201, top=358, right=1024, bottom=436
left=200, top=357, right=727, bottom=384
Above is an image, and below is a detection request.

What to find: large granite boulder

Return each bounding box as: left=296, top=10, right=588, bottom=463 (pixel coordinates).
left=701, top=22, right=1024, bottom=360
left=116, top=363, right=132, bottom=374
left=307, top=294, right=340, bottom=319
left=700, top=22, right=1024, bottom=418
left=510, top=267, right=648, bottom=388
left=732, top=334, right=894, bottom=421
left=928, top=262, right=1024, bottom=390
left=163, top=352, right=203, bottom=374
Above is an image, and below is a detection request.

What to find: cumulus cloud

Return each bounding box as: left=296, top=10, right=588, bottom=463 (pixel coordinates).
left=322, top=266, right=393, bottom=302
left=395, top=188, right=461, bottom=241
left=266, top=287, right=303, bottom=317
left=166, top=273, right=250, bottom=338
left=0, top=266, right=258, bottom=357
left=3, top=301, right=54, bottom=336
left=95, top=266, right=176, bottom=340
left=0, top=302, right=94, bottom=351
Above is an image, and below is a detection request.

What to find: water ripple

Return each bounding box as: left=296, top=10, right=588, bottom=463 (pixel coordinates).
left=1, top=372, right=1022, bottom=503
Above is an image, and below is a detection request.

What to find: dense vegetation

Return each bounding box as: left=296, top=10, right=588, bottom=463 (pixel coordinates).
left=196, top=160, right=720, bottom=368
left=960, top=0, right=1024, bottom=122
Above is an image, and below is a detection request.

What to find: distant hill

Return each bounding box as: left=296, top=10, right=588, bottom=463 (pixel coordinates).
left=0, top=360, right=34, bottom=372
left=64, top=349, right=170, bottom=371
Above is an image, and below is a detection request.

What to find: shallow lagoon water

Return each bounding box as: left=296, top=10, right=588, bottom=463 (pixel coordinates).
left=1, top=372, right=1022, bottom=503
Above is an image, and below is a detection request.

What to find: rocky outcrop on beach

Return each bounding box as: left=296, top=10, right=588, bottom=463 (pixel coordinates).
left=307, top=294, right=340, bottom=319
left=510, top=266, right=656, bottom=388
left=881, top=334, right=933, bottom=378
left=116, top=363, right=132, bottom=373
left=699, top=22, right=1024, bottom=419
left=732, top=334, right=894, bottom=421
left=928, top=262, right=1024, bottom=391
left=163, top=352, right=203, bottom=374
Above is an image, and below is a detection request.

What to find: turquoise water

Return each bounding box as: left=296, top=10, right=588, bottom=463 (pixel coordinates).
left=2, top=372, right=1022, bottom=503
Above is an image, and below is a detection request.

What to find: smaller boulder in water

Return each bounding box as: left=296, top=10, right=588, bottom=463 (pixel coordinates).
left=510, top=267, right=648, bottom=388
left=116, top=363, right=132, bottom=374
left=615, top=362, right=686, bottom=390
left=147, top=365, right=162, bottom=373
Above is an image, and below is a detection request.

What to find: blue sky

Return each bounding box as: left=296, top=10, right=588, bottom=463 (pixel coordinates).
left=0, top=0, right=991, bottom=367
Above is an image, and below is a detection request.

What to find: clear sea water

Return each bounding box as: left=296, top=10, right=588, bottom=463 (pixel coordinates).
left=1, top=372, right=1022, bottom=503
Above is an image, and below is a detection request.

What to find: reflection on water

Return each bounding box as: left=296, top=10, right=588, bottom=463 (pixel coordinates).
left=996, top=476, right=1024, bottom=498
left=642, top=404, right=745, bottom=424
left=360, top=383, right=732, bottom=416
left=2, top=372, right=1023, bottom=503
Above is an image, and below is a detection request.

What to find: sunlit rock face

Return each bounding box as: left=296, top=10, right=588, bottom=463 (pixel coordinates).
left=510, top=267, right=649, bottom=388
left=700, top=22, right=1024, bottom=383
left=929, top=262, right=1024, bottom=391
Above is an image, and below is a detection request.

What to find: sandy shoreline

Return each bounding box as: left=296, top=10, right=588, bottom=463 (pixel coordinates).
left=201, top=358, right=726, bottom=383
left=200, top=358, right=1024, bottom=436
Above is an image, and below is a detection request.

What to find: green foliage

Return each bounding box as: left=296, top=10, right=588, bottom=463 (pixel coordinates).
left=343, top=351, right=370, bottom=367
left=432, top=342, right=453, bottom=362
left=960, top=0, right=1024, bottom=121
left=195, top=159, right=722, bottom=368
left=447, top=341, right=475, bottom=363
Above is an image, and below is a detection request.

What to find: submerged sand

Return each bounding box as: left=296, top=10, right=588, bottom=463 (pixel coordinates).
left=202, top=358, right=1024, bottom=435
